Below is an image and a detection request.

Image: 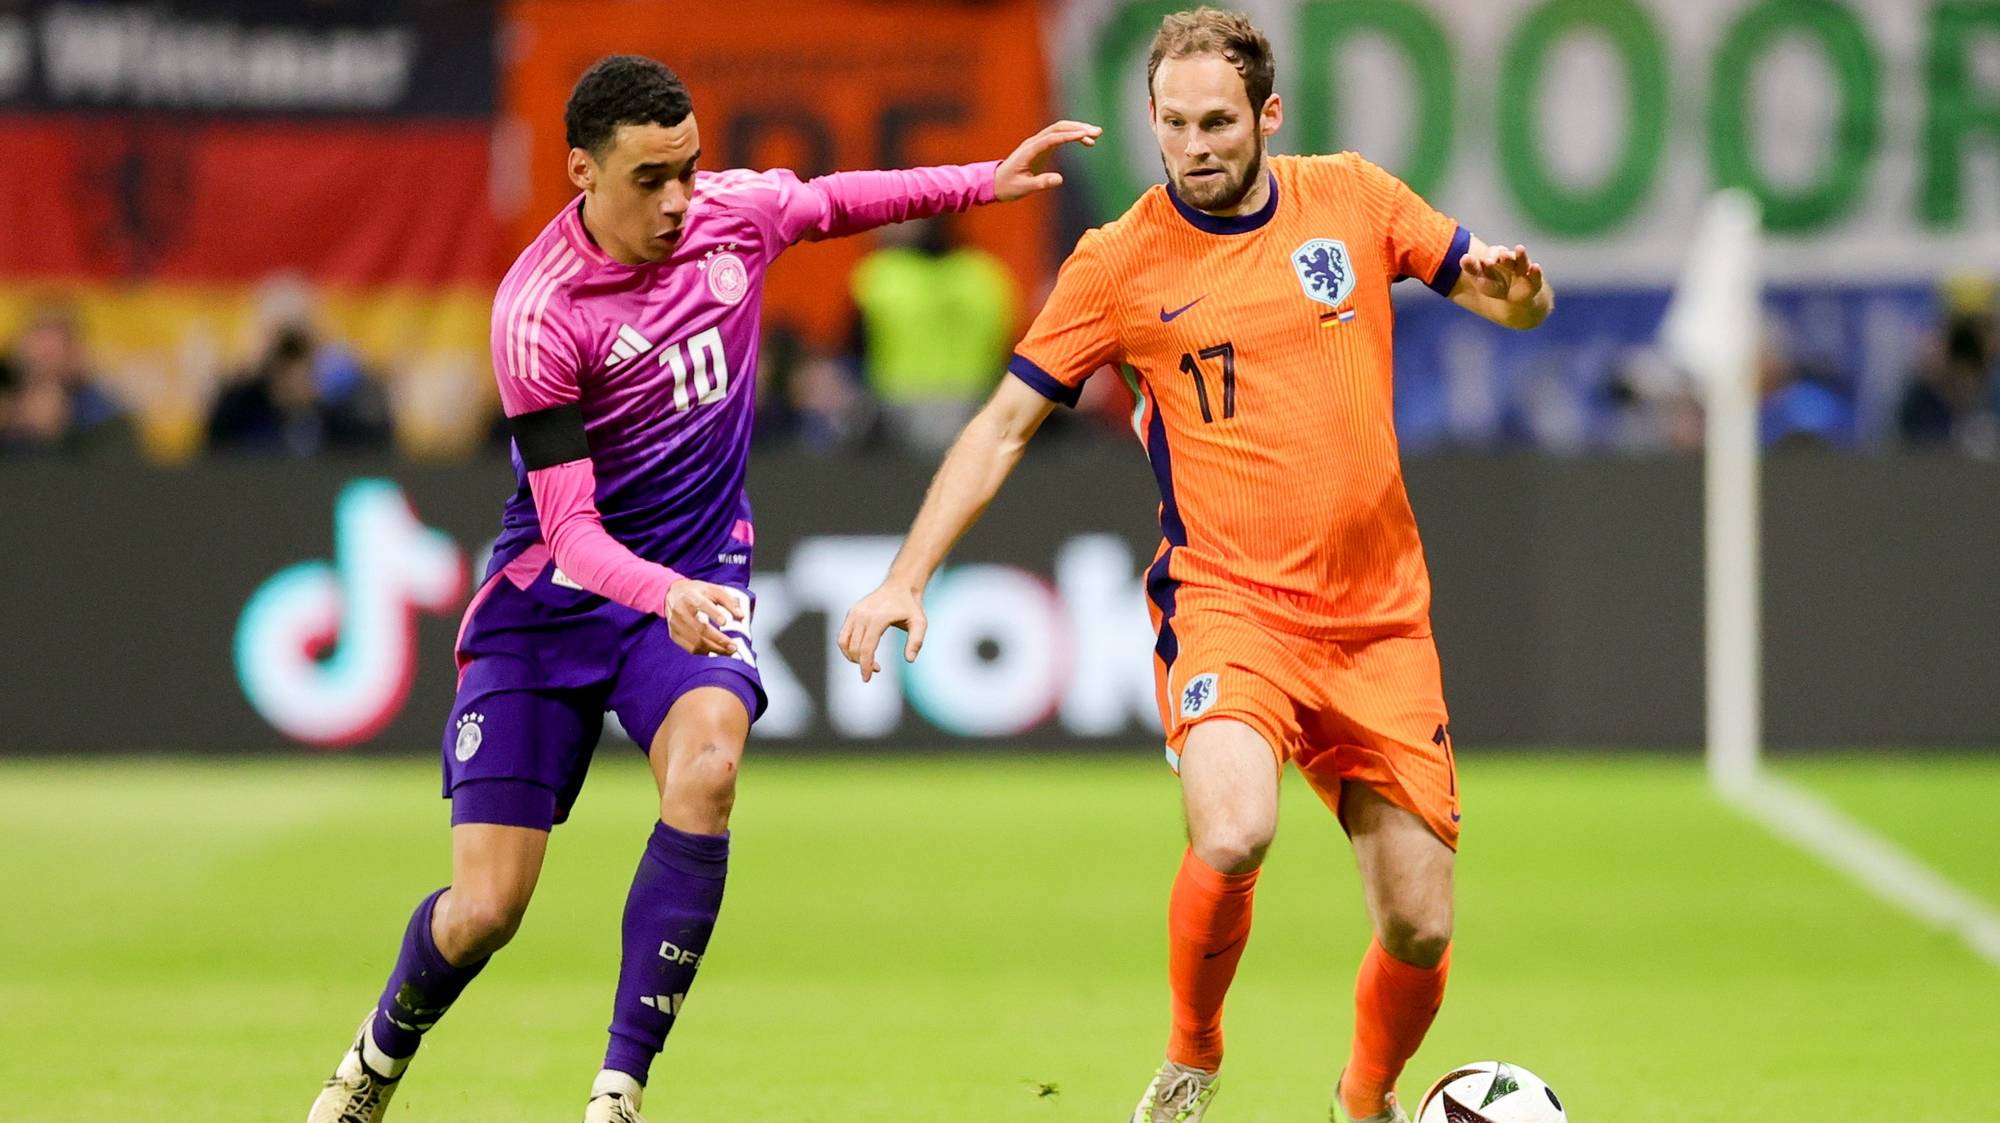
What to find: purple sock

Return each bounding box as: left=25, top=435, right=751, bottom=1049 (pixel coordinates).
left=603, top=821, right=730, bottom=1085
left=370, top=887, right=489, bottom=1059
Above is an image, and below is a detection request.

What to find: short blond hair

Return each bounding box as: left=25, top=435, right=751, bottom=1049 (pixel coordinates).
left=1146, top=7, right=1276, bottom=111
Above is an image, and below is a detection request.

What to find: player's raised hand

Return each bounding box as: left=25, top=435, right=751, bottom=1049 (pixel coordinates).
left=837, top=583, right=928, bottom=683
left=993, top=120, right=1103, bottom=202
left=664, top=579, right=741, bottom=656
left=1460, top=242, right=1545, bottom=304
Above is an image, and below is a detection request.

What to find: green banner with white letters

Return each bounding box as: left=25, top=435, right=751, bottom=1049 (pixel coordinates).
left=1049, top=0, right=2000, bottom=283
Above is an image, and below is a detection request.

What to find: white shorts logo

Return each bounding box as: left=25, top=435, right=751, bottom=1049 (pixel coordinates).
left=1180, top=673, right=1219, bottom=719
left=454, top=711, right=485, bottom=761
left=700, top=587, right=758, bottom=668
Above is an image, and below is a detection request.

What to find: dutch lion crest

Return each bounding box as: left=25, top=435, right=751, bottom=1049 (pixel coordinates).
left=1292, top=238, right=1356, bottom=308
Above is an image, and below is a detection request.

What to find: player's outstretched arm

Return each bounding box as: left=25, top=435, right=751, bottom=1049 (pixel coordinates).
left=1448, top=236, right=1554, bottom=330
left=782, top=121, right=1101, bottom=243
left=838, top=377, right=1057, bottom=682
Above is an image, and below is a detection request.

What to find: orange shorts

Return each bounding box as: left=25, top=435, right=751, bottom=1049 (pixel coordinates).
left=1151, top=593, right=1461, bottom=849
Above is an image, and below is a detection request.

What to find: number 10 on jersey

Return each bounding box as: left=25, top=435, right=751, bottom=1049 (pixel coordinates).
left=660, top=327, right=729, bottom=413
left=1178, top=341, right=1236, bottom=423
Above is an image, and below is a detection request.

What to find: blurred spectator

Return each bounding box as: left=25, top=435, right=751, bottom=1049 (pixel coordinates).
left=1898, top=277, right=1997, bottom=455
left=207, top=324, right=394, bottom=457
left=753, top=324, right=870, bottom=453
left=0, top=304, right=133, bottom=458
left=850, top=215, right=1017, bottom=454
left=1598, top=349, right=1703, bottom=453
left=1759, top=346, right=1857, bottom=450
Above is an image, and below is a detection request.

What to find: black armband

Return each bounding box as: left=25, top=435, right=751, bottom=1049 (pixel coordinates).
left=510, top=404, right=590, bottom=470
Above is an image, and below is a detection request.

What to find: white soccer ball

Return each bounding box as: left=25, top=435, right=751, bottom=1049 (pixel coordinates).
left=1416, top=1061, right=1566, bottom=1123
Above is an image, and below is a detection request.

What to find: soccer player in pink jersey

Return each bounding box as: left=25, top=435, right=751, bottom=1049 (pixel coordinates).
left=306, top=56, right=1098, bottom=1123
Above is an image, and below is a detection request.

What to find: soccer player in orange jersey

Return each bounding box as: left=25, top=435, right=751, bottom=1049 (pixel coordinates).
left=840, top=8, right=1551, bottom=1122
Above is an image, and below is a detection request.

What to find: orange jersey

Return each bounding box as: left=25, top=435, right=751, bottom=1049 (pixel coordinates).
left=1010, top=154, right=1467, bottom=637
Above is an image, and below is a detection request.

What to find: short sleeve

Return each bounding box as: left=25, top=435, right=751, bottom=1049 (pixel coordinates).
left=491, top=285, right=584, bottom=418
left=1008, top=234, right=1122, bottom=408
left=1349, top=156, right=1471, bottom=298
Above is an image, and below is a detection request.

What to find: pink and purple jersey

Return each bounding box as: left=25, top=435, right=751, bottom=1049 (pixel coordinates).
left=484, top=162, right=998, bottom=614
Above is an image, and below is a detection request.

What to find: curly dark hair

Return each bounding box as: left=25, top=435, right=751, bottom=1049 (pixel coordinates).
left=564, top=55, right=694, bottom=158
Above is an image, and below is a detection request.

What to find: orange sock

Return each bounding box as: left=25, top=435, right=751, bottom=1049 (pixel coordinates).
left=1341, top=938, right=1451, bottom=1118
left=1165, top=848, right=1259, bottom=1072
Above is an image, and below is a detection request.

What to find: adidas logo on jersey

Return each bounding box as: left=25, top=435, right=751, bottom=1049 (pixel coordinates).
left=608, top=324, right=656, bottom=364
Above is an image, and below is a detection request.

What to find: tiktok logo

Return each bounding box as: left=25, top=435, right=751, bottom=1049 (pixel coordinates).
left=235, top=479, right=466, bottom=747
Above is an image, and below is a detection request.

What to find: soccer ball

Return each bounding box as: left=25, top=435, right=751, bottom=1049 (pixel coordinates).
left=1416, top=1061, right=1566, bottom=1123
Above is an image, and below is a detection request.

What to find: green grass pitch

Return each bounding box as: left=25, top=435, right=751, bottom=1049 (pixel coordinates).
left=2, top=752, right=1996, bottom=1121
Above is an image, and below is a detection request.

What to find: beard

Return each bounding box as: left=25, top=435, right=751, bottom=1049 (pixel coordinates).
left=1166, top=135, right=1266, bottom=213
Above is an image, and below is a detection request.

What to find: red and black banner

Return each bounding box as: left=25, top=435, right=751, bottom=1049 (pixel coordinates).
left=0, top=1, right=501, bottom=459
left=1, top=0, right=498, bottom=284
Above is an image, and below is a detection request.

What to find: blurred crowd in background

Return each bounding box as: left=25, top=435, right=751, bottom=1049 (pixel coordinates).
left=5, top=0, right=1997, bottom=465
left=4, top=252, right=1996, bottom=463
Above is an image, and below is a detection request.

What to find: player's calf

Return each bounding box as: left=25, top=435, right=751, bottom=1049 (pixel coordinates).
left=367, top=888, right=495, bottom=1063
left=1342, top=784, right=1456, bottom=1118
left=306, top=816, right=547, bottom=1123
left=591, top=687, right=748, bottom=1103
left=307, top=891, right=495, bottom=1122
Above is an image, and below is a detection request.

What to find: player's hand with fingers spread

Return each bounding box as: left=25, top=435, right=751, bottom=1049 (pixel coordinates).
left=1460, top=242, right=1545, bottom=305
left=663, top=578, right=741, bottom=657
left=993, top=119, right=1103, bottom=202
left=838, top=582, right=928, bottom=683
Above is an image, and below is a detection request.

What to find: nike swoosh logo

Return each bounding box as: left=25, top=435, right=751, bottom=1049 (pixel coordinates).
left=1160, top=297, right=1205, bottom=322
left=1203, top=934, right=1245, bottom=960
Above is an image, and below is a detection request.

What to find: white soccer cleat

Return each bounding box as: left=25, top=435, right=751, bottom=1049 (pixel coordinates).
left=584, top=1071, right=647, bottom=1123
left=582, top=1094, right=645, bottom=1123
left=1332, top=1070, right=1411, bottom=1123
left=1129, top=1059, right=1220, bottom=1123
left=306, top=1015, right=402, bottom=1123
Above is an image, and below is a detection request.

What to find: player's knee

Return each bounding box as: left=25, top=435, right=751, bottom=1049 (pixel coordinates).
left=1192, top=819, right=1274, bottom=875
left=668, top=739, right=740, bottom=815
left=443, top=889, right=530, bottom=959
left=1376, top=902, right=1452, bottom=967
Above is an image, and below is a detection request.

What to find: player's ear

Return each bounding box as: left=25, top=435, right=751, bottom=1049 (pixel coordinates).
left=566, top=147, right=596, bottom=193
left=1259, top=93, right=1283, bottom=139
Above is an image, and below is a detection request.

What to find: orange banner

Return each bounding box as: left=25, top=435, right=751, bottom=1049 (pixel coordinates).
left=502, top=0, right=1055, bottom=347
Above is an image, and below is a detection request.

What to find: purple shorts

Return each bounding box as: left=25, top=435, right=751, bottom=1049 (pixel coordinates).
left=440, top=548, right=765, bottom=830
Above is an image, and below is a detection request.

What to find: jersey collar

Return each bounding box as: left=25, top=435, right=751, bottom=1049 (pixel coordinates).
left=561, top=196, right=615, bottom=267
left=1166, top=171, right=1279, bottom=235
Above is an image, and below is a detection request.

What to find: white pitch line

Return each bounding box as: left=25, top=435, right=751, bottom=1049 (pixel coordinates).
left=1718, top=773, right=2000, bottom=966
